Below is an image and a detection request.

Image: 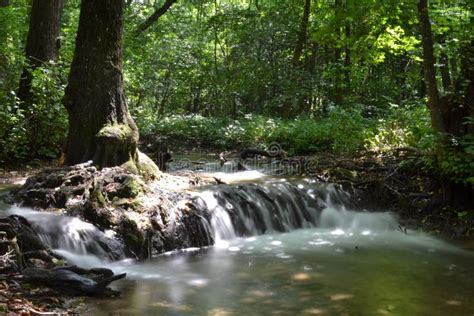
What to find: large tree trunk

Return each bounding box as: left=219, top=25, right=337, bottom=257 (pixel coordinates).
left=63, top=0, right=158, bottom=177
left=418, top=0, right=446, bottom=134
left=17, top=0, right=63, bottom=154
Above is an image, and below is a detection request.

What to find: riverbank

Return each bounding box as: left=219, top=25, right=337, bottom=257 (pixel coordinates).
left=1, top=150, right=473, bottom=238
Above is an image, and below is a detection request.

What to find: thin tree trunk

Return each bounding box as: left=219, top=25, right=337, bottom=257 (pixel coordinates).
left=282, top=0, right=311, bottom=118
left=439, top=53, right=451, bottom=93
left=334, top=0, right=343, bottom=105
left=18, top=0, right=63, bottom=105
left=17, top=0, right=63, bottom=155
left=292, top=0, right=311, bottom=66
left=418, top=0, right=446, bottom=134
left=135, top=0, right=177, bottom=35
left=343, top=24, right=351, bottom=88
left=437, top=36, right=452, bottom=93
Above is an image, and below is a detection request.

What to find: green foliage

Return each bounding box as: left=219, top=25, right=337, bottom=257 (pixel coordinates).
left=0, top=0, right=471, bottom=187
left=144, top=110, right=366, bottom=155
left=0, top=61, right=68, bottom=164
left=438, top=121, right=474, bottom=185
left=364, top=102, right=434, bottom=151
left=0, top=93, right=29, bottom=161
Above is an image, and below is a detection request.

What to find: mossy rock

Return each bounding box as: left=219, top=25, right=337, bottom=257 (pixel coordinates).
left=90, top=186, right=107, bottom=208
left=119, top=218, right=145, bottom=257
left=122, top=151, right=161, bottom=181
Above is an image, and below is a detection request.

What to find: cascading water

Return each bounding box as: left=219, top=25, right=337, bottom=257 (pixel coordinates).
left=191, top=178, right=394, bottom=244
left=3, top=177, right=397, bottom=263
left=4, top=205, right=125, bottom=265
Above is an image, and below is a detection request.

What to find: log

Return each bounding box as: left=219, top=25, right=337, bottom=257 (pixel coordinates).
left=22, top=266, right=126, bottom=296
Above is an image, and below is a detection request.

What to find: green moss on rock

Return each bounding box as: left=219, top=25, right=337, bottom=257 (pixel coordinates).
left=96, top=123, right=137, bottom=144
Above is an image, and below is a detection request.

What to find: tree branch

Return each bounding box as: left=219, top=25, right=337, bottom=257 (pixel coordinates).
left=135, top=0, right=177, bottom=35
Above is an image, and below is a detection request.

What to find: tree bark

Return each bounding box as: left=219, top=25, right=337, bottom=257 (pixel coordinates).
left=63, top=0, right=158, bottom=177
left=17, top=0, right=63, bottom=154
left=292, top=0, right=311, bottom=66
left=418, top=0, right=446, bottom=134
left=334, top=0, right=343, bottom=105
left=18, top=0, right=63, bottom=105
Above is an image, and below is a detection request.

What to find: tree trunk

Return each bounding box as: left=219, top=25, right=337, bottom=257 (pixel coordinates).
left=18, top=0, right=63, bottom=105
left=418, top=0, right=446, bottom=134
left=334, top=0, right=343, bottom=105
left=63, top=0, right=158, bottom=177
left=135, top=0, right=177, bottom=35
left=343, top=24, right=351, bottom=89
left=17, top=0, right=63, bottom=154
left=437, top=36, right=452, bottom=93
left=292, top=0, right=311, bottom=66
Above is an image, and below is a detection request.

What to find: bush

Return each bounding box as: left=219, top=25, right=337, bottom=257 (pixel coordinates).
left=364, top=102, right=434, bottom=152
left=142, top=110, right=367, bottom=155
left=0, top=61, right=68, bottom=164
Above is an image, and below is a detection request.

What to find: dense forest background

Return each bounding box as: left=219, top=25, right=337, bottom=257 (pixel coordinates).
left=0, top=0, right=472, bottom=186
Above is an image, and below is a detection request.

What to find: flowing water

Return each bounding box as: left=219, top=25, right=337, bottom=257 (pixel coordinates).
left=1, top=177, right=473, bottom=315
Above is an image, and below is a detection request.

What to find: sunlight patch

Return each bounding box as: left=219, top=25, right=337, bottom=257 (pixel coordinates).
left=330, top=293, right=354, bottom=301
left=302, top=308, right=325, bottom=315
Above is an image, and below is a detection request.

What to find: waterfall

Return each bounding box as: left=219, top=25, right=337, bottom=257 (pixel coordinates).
left=4, top=206, right=125, bottom=262
left=3, top=176, right=399, bottom=265
left=191, top=180, right=387, bottom=243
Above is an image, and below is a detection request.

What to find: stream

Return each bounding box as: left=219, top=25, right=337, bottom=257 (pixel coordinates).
left=1, top=172, right=473, bottom=315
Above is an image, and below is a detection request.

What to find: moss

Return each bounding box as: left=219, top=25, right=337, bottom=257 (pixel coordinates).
left=90, top=186, right=106, bottom=207
left=121, top=159, right=140, bottom=174
left=119, top=151, right=160, bottom=181
left=136, top=151, right=161, bottom=180
left=123, top=178, right=143, bottom=198
left=121, top=218, right=145, bottom=255
left=96, top=123, right=134, bottom=141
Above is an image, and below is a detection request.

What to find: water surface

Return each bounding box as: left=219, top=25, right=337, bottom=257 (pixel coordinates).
left=87, top=221, right=473, bottom=316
